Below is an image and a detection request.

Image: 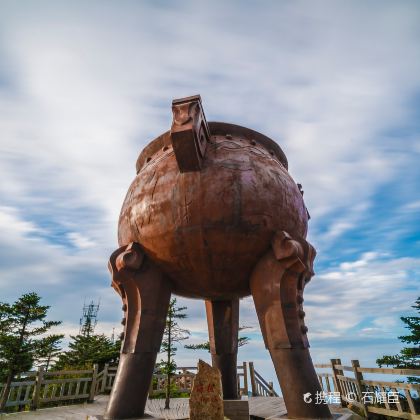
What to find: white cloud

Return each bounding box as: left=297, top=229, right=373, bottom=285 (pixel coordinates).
left=339, top=252, right=378, bottom=270
left=403, top=200, right=420, bottom=211
left=67, top=232, right=95, bottom=249
left=0, top=206, right=39, bottom=236
left=0, top=0, right=418, bottom=239
left=304, top=254, right=419, bottom=342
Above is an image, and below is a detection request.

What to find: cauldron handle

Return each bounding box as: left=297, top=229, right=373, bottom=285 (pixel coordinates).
left=170, top=95, right=211, bottom=172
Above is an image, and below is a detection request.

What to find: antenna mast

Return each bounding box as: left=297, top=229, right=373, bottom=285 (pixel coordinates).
left=79, top=300, right=100, bottom=336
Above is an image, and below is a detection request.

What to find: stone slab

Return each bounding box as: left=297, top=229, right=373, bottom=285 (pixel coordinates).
left=223, top=399, right=249, bottom=420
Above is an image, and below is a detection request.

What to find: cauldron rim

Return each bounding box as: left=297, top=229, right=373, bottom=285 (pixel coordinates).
left=135, top=121, right=288, bottom=174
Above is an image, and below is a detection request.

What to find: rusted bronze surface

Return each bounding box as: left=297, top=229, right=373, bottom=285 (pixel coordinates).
left=250, top=231, right=331, bottom=418
left=205, top=299, right=239, bottom=400
left=119, top=103, right=306, bottom=301
left=105, top=243, right=171, bottom=419
left=105, top=95, right=331, bottom=419
left=170, top=94, right=210, bottom=172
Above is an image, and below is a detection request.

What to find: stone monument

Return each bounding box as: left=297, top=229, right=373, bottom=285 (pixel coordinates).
left=104, top=95, right=331, bottom=419
left=189, top=360, right=224, bottom=420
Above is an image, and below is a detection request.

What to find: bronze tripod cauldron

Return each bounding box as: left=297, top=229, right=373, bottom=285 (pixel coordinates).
left=105, top=95, right=331, bottom=419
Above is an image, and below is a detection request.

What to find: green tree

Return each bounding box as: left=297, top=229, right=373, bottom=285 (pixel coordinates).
left=0, top=292, right=62, bottom=411
left=54, top=334, right=120, bottom=371
left=157, top=298, right=190, bottom=409
left=54, top=300, right=120, bottom=371
left=185, top=326, right=251, bottom=351
left=377, top=297, right=419, bottom=383
left=35, top=334, right=64, bottom=371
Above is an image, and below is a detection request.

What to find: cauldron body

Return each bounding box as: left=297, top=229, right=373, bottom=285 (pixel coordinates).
left=106, top=97, right=331, bottom=420
left=118, top=122, right=308, bottom=300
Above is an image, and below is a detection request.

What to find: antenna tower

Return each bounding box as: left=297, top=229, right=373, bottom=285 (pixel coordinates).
left=79, top=299, right=100, bottom=336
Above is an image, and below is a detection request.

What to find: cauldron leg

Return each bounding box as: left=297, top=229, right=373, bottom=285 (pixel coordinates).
left=104, top=243, right=171, bottom=419
left=205, top=299, right=239, bottom=399
left=250, top=231, right=332, bottom=419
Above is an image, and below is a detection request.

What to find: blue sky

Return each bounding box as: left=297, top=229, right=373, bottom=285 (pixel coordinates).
left=0, top=0, right=419, bottom=391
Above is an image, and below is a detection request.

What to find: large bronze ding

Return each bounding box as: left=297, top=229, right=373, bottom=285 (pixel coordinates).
left=105, top=95, right=331, bottom=419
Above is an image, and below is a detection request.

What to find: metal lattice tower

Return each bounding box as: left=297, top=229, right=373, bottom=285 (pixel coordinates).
left=79, top=300, right=100, bottom=336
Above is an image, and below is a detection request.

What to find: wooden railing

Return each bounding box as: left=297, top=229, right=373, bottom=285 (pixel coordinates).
left=95, top=364, right=116, bottom=394
left=248, top=361, right=277, bottom=397
left=0, top=361, right=277, bottom=412
left=0, top=365, right=98, bottom=411
left=315, top=359, right=420, bottom=419
left=105, top=362, right=273, bottom=397
left=4, top=359, right=417, bottom=418
left=0, top=371, right=37, bottom=409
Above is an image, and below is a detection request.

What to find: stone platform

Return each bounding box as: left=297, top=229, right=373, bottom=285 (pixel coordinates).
left=0, top=395, right=361, bottom=420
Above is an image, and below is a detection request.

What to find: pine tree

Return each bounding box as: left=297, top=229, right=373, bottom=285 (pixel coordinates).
left=157, top=298, right=190, bottom=409
left=54, top=334, right=120, bottom=371
left=0, top=292, right=62, bottom=411
left=54, top=301, right=120, bottom=371
left=377, top=297, right=419, bottom=383
left=35, top=334, right=64, bottom=371
left=185, top=326, right=251, bottom=351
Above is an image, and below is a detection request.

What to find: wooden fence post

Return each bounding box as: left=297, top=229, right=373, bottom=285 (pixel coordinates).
left=89, top=364, right=98, bottom=403
left=242, top=362, right=249, bottom=396
left=249, top=362, right=258, bottom=396
left=351, top=360, right=368, bottom=417
left=100, top=363, right=109, bottom=394
left=330, top=358, right=346, bottom=408
left=268, top=381, right=274, bottom=397
left=31, top=366, right=44, bottom=410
